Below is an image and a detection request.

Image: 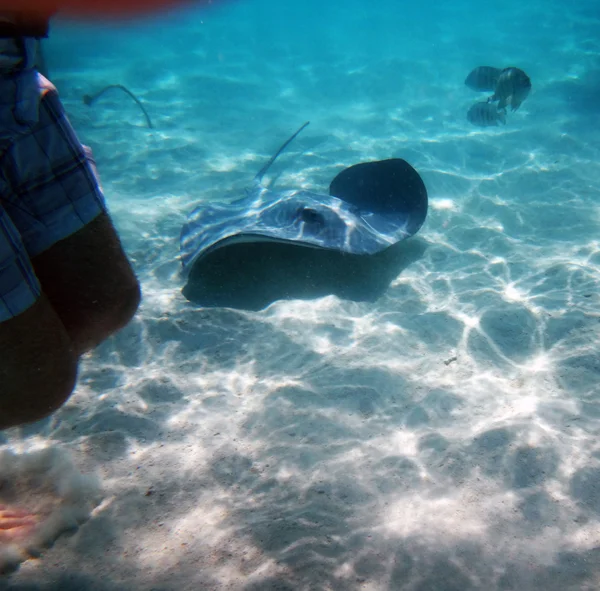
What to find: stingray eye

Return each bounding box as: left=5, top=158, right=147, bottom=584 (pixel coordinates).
left=296, top=207, right=325, bottom=227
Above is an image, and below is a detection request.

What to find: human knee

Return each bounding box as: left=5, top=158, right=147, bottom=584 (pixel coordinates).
left=0, top=296, right=80, bottom=430
left=29, top=352, right=78, bottom=422
left=104, top=278, right=141, bottom=337
left=118, top=279, right=141, bottom=329
left=0, top=347, right=78, bottom=430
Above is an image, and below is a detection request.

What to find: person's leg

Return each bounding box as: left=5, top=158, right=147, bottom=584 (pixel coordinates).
left=0, top=205, right=77, bottom=430
left=0, top=296, right=77, bottom=430
left=1, top=77, right=141, bottom=356
left=32, top=211, right=141, bottom=355
left=0, top=76, right=140, bottom=560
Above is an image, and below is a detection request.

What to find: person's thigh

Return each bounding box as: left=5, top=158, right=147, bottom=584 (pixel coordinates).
left=32, top=211, right=141, bottom=354
left=0, top=78, right=140, bottom=355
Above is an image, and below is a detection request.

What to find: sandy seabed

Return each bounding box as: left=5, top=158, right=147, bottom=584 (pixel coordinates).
left=3, top=0, right=600, bottom=589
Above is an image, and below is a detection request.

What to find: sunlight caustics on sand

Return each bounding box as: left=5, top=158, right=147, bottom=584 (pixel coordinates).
left=2, top=0, right=600, bottom=588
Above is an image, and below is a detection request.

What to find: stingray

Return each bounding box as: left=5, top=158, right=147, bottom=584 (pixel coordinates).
left=180, top=122, right=429, bottom=309
left=82, top=85, right=153, bottom=128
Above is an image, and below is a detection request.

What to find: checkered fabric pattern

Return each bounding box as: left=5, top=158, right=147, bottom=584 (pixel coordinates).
left=0, top=72, right=107, bottom=321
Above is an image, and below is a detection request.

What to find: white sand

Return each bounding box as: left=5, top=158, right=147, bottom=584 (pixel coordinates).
left=2, top=0, right=600, bottom=589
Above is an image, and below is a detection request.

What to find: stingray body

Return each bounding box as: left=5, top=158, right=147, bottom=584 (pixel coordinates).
left=180, top=123, right=428, bottom=308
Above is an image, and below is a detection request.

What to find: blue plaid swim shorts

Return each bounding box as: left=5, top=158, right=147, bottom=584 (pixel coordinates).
left=0, top=59, right=107, bottom=322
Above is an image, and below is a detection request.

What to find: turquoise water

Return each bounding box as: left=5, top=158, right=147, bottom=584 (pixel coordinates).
left=47, top=0, right=594, bottom=196
left=4, top=0, right=600, bottom=589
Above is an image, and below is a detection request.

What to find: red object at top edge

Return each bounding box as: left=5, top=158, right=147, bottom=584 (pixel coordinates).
left=0, top=0, right=217, bottom=18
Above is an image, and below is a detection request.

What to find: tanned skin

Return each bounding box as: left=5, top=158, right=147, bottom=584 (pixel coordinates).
left=0, top=212, right=141, bottom=430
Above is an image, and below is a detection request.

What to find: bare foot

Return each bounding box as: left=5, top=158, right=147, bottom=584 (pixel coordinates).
left=0, top=448, right=102, bottom=576
left=0, top=504, right=41, bottom=575
left=0, top=505, right=39, bottom=544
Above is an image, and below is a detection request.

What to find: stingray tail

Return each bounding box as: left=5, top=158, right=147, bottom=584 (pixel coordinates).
left=83, top=84, right=153, bottom=129
left=254, top=121, right=310, bottom=184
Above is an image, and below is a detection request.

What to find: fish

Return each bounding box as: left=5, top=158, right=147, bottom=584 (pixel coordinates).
left=179, top=123, right=429, bottom=309
left=467, top=101, right=507, bottom=127
left=488, top=67, right=531, bottom=111
left=465, top=66, right=502, bottom=92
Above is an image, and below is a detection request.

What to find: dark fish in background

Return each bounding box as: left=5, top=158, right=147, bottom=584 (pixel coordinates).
left=464, top=66, right=502, bottom=92
left=467, top=101, right=507, bottom=127
left=489, top=67, right=531, bottom=111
